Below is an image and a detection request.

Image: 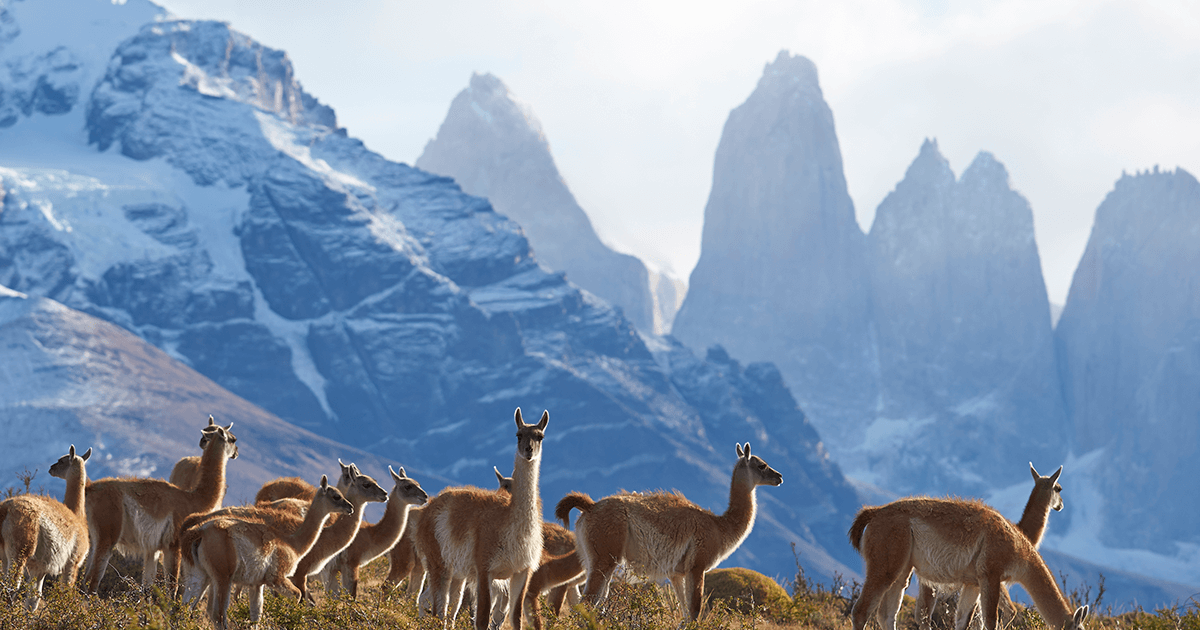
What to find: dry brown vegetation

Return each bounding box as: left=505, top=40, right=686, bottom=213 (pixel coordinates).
left=4, top=474, right=1197, bottom=630
left=2, top=543, right=1196, bottom=630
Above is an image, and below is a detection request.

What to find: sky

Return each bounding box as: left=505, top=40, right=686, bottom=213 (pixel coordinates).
left=155, top=0, right=1200, bottom=305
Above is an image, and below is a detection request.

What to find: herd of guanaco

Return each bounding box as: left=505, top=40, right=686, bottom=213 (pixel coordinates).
left=0, top=409, right=1089, bottom=630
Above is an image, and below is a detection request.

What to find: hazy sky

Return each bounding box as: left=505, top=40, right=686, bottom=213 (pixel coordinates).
left=156, top=0, right=1200, bottom=305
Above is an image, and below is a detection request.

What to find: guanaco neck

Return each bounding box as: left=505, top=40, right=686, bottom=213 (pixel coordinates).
left=286, top=503, right=336, bottom=559
left=1019, top=556, right=1073, bottom=629
left=369, top=493, right=413, bottom=547
left=64, top=464, right=87, bottom=518
left=191, top=439, right=229, bottom=509
left=1016, top=487, right=1053, bottom=548
left=509, top=452, right=542, bottom=532
left=718, top=466, right=758, bottom=547
left=316, top=493, right=370, bottom=550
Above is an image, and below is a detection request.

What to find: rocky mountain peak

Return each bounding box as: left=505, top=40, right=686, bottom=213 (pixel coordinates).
left=418, top=73, right=655, bottom=332
left=672, top=49, right=874, bottom=455
left=88, top=19, right=336, bottom=163
left=467, top=71, right=507, bottom=100
left=757, top=50, right=821, bottom=98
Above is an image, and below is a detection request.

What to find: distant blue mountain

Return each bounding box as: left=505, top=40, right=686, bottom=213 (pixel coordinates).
left=1056, top=168, right=1200, bottom=551
left=417, top=72, right=658, bottom=334
left=0, top=3, right=860, bottom=581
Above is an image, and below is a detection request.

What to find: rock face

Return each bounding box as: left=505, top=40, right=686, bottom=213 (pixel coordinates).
left=0, top=7, right=860, bottom=581
left=1055, top=168, right=1200, bottom=550
left=674, top=54, right=1069, bottom=498
left=417, top=73, right=656, bottom=332
left=0, top=286, right=409, bottom=504
left=671, top=51, right=876, bottom=451
left=865, top=140, right=1068, bottom=494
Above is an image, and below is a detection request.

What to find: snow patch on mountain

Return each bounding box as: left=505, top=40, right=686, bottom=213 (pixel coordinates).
left=1039, top=449, right=1200, bottom=589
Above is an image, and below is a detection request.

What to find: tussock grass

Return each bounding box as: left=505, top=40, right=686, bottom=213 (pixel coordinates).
left=0, top=556, right=1196, bottom=630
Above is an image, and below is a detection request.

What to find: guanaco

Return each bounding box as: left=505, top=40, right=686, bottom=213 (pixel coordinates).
left=183, top=475, right=353, bottom=630
left=416, top=408, right=549, bottom=630
left=849, top=495, right=1089, bottom=630
left=84, top=416, right=238, bottom=595
left=0, top=445, right=92, bottom=610
left=557, top=442, right=783, bottom=622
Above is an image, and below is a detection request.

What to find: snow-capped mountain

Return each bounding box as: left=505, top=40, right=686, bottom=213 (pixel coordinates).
left=864, top=139, right=1069, bottom=496
left=671, top=51, right=877, bottom=456
left=0, top=2, right=860, bottom=581
left=0, top=285, right=410, bottom=504
left=417, top=73, right=657, bottom=333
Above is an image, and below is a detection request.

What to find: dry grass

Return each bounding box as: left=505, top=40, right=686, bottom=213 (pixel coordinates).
left=4, top=553, right=1194, bottom=630
left=2, top=478, right=1195, bottom=630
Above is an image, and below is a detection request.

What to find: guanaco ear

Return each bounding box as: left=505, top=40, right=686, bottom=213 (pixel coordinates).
left=207, top=415, right=216, bottom=427
left=1074, top=605, right=1089, bottom=625
left=536, top=410, right=549, bottom=430
left=514, top=407, right=524, bottom=428
left=743, top=443, right=752, bottom=459
left=494, top=466, right=504, bottom=483
left=1030, top=462, right=1040, bottom=480
left=69, top=444, right=76, bottom=457
left=81, top=447, right=92, bottom=461
left=390, top=465, right=402, bottom=482
left=224, top=422, right=234, bottom=432
left=320, top=474, right=329, bottom=489
left=1050, top=465, right=1063, bottom=484
left=736, top=443, right=744, bottom=458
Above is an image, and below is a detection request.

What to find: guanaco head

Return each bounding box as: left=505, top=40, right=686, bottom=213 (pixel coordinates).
left=1030, top=463, right=1065, bottom=512
left=337, top=459, right=359, bottom=492
left=200, top=415, right=238, bottom=460
left=735, top=443, right=783, bottom=488
left=514, top=408, right=549, bottom=462
left=388, top=465, right=428, bottom=506
left=341, top=462, right=389, bottom=504
left=494, top=466, right=514, bottom=494
left=314, top=475, right=355, bottom=516
left=49, top=444, right=92, bottom=480
left=1066, top=605, right=1089, bottom=630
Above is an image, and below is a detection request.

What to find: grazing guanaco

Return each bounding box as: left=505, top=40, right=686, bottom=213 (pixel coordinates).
left=84, top=416, right=238, bottom=595
left=848, top=495, right=1089, bottom=630
left=182, top=475, right=353, bottom=630
left=322, top=466, right=428, bottom=598
left=0, top=445, right=92, bottom=610
left=916, top=464, right=1065, bottom=630
left=557, top=442, right=782, bottom=622
left=416, top=408, right=549, bottom=630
